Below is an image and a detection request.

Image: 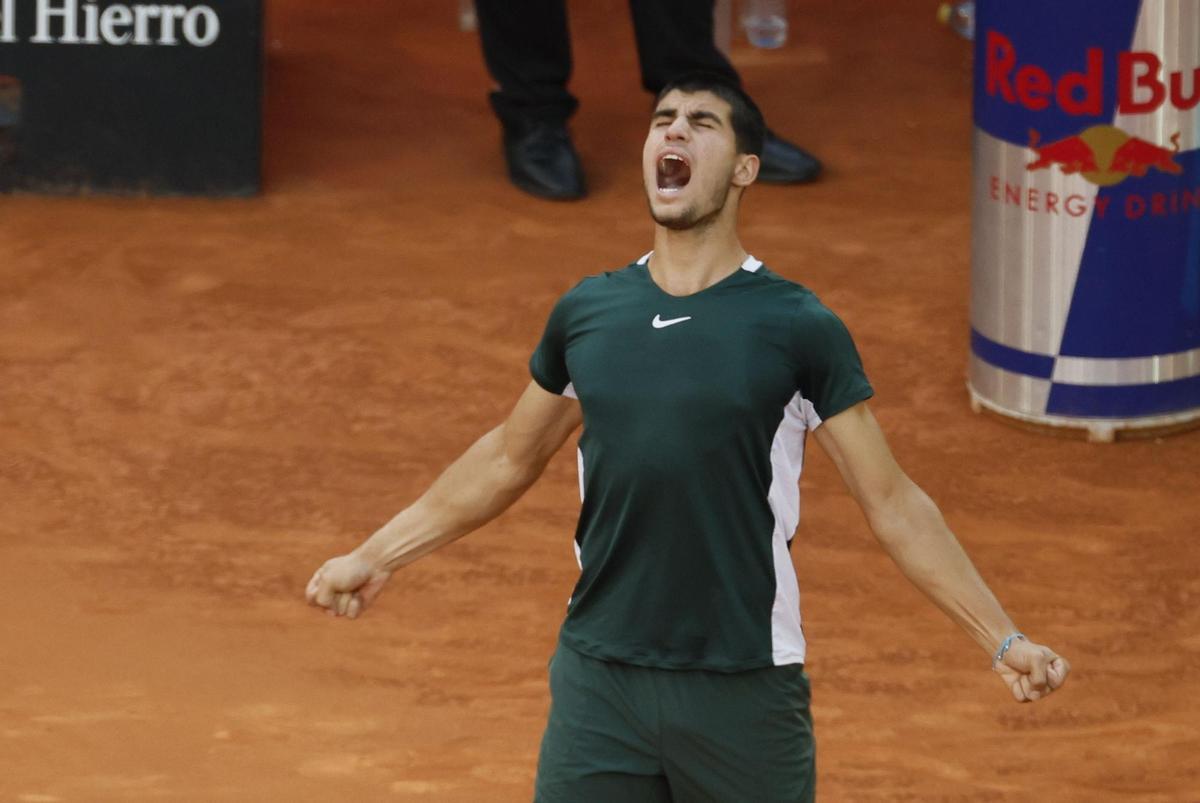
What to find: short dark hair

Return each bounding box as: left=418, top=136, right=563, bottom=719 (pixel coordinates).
left=654, top=72, right=766, bottom=157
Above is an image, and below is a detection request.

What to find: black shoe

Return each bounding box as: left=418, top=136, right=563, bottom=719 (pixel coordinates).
left=502, top=121, right=587, bottom=201
left=758, top=129, right=822, bottom=184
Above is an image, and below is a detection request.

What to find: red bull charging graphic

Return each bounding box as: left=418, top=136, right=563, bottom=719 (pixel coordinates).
left=969, top=0, right=1200, bottom=439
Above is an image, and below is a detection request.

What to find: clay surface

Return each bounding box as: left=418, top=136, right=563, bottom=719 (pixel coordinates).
left=1, top=2, right=1197, bottom=800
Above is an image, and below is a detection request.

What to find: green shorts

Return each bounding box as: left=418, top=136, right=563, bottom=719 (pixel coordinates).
left=533, top=641, right=815, bottom=803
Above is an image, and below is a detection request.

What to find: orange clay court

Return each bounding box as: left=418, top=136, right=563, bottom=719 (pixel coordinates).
left=1, top=1, right=1198, bottom=801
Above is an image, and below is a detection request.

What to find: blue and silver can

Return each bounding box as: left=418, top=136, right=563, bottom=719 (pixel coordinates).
left=969, top=0, right=1200, bottom=440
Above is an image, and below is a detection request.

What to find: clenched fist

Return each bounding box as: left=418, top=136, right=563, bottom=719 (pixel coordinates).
left=305, top=551, right=392, bottom=619
left=993, top=637, right=1070, bottom=702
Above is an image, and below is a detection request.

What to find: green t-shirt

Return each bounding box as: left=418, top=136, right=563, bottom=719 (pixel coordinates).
left=530, top=253, right=874, bottom=672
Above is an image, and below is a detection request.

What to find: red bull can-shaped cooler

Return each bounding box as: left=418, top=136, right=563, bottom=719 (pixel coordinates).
left=969, top=0, right=1200, bottom=440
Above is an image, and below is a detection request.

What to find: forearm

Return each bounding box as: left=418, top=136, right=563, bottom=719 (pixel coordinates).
left=356, top=424, right=540, bottom=572
left=866, top=479, right=1017, bottom=655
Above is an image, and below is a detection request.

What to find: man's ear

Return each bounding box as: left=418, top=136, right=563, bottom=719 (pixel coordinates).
left=732, top=153, right=760, bottom=187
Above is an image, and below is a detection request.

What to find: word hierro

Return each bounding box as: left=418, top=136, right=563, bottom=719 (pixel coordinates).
left=0, top=0, right=220, bottom=47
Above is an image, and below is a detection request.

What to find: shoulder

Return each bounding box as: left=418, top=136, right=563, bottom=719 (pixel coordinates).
left=555, top=261, right=643, bottom=304
left=794, top=292, right=849, bottom=333
left=748, top=264, right=816, bottom=299
left=748, top=265, right=828, bottom=317
left=752, top=265, right=857, bottom=343
left=593, top=260, right=649, bottom=287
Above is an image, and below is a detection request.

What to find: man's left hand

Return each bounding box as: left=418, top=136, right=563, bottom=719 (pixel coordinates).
left=994, top=638, right=1070, bottom=702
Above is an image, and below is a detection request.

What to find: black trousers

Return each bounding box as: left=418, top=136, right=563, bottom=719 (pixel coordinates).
left=474, top=0, right=741, bottom=128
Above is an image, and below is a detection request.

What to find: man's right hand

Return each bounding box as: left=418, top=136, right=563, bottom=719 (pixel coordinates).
left=302, top=381, right=580, bottom=620
left=305, top=552, right=392, bottom=619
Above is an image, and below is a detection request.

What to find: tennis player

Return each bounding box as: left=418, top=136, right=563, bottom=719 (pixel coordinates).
left=305, top=72, right=1070, bottom=802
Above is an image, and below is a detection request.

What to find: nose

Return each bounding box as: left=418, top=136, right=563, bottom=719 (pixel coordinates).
left=665, top=114, right=689, bottom=141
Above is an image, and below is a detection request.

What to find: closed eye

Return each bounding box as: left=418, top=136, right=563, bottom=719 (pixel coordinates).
left=651, top=109, right=723, bottom=129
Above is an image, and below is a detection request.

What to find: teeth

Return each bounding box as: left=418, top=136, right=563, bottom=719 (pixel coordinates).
left=656, top=152, right=690, bottom=192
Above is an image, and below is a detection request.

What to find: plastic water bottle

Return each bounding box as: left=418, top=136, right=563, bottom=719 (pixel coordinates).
left=742, top=0, right=787, bottom=49
left=937, top=1, right=975, bottom=40
left=458, top=0, right=476, bottom=32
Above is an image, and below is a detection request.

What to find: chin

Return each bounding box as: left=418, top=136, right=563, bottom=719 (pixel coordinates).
left=652, top=209, right=699, bottom=230
left=645, top=188, right=691, bottom=228
left=648, top=199, right=696, bottom=229
left=645, top=179, right=731, bottom=231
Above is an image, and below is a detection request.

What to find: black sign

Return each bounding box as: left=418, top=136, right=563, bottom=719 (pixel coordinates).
left=0, top=0, right=261, bottom=195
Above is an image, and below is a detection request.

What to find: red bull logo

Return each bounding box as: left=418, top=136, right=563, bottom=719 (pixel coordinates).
left=981, top=26, right=1197, bottom=220
left=1026, top=125, right=1182, bottom=186
left=984, top=121, right=1197, bottom=223
left=986, top=31, right=1200, bottom=115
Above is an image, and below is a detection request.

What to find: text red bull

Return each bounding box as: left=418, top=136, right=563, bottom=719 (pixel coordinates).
left=969, top=0, right=1200, bottom=440
left=986, top=31, right=1200, bottom=116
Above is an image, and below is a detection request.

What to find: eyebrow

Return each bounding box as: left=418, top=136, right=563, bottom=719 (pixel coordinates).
left=652, top=108, right=725, bottom=126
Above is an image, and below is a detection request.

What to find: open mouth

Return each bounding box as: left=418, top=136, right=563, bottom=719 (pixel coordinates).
left=656, top=153, right=691, bottom=192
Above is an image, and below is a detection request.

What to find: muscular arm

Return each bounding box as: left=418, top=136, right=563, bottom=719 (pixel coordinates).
left=358, top=380, right=582, bottom=571
left=814, top=401, right=1070, bottom=701
left=305, top=380, right=581, bottom=616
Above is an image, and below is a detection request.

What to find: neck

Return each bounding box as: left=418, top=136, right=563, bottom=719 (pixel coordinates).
left=648, top=204, right=747, bottom=296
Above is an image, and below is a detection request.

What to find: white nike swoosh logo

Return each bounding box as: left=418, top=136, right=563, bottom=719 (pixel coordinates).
left=652, top=314, right=692, bottom=329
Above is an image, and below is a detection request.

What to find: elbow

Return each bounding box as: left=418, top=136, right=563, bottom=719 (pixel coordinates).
left=491, top=446, right=542, bottom=495
left=495, top=434, right=547, bottom=493
left=863, top=476, right=935, bottom=545
left=494, top=417, right=565, bottom=491
left=503, top=455, right=545, bottom=492
left=468, top=424, right=537, bottom=495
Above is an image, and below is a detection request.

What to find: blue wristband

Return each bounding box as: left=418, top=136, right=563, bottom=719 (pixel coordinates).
left=992, top=632, right=1026, bottom=667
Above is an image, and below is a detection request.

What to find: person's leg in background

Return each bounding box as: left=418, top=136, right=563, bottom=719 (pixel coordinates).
left=474, top=0, right=587, bottom=200
left=628, top=0, right=823, bottom=184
